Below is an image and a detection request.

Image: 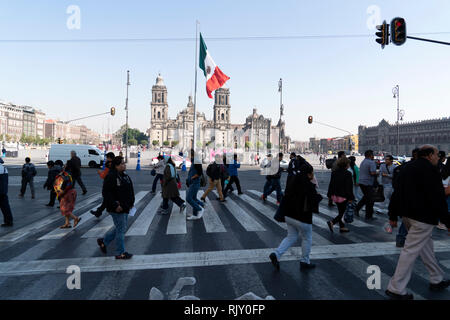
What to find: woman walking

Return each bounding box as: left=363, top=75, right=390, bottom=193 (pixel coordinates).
left=327, top=156, right=354, bottom=233
left=55, top=161, right=80, bottom=229
left=97, top=156, right=135, bottom=260
left=348, top=156, right=360, bottom=202
left=269, top=164, right=323, bottom=270
left=186, top=149, right=205, bottom=220
left=162, top=156, right=186, bottom=214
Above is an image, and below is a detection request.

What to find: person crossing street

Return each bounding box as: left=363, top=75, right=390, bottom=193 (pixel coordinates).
left=223, top=153, right=243, bottom=198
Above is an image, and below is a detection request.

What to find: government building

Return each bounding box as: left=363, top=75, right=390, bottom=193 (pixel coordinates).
left=358, top=118, right=450, bottom=155
left=147, top=74, right=290, bottom=153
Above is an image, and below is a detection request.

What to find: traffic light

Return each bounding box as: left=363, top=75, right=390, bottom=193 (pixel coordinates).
left=308, top=116, right=313, bottom=124
left=375, top=20, right=389, bottom=49
left=391, top=17, right=406, bottom=46
left=110, top=107, right=116, bottom=116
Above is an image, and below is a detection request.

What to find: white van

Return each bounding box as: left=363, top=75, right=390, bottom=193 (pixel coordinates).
left=48, top=144, right=104, bottom=168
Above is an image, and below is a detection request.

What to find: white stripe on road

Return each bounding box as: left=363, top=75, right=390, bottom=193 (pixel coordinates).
left=240, top=193, right=286, bottom=230
left=247, top=190, right=330, bottom=230
left=166, top=191, right=187, bottom=235
left=81, top=191, right=148, bottom=239
left=1, top=240, right=449, bottom=276
left=441, top=259, right=450, bottom=269
left=212, top=191, right=265, bottom=232
left=318, top=192, right=384, bottom=213
left=200, top=195, right=226, bottom=233
left=0, top=193, right=103, bottom=242
left=126, top=193, right=163, bottom=236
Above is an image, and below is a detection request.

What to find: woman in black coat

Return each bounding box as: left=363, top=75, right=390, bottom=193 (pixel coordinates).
left=269, top=164, right=323, bottom=270
left=327, top=156, right=355, bottom=233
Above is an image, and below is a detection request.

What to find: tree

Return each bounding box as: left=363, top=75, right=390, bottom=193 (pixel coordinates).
left=266, top=142, right=272, bottom=149
left=171, top=140, right=179, bottom=147
left=245, top=141, right=252, bottom=150
left=163, top=140, right=170, bottom=146
left=197, top=141, right=203, bottom=148
left=140, top=139, right=148, bottom=146
left=256, top=141, right=263, bottom=149
left=152, top=140, right=159, bottom=146
left=128, top=138, right=138, bottom=145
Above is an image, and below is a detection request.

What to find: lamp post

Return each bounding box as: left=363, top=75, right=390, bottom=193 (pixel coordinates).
left=125, top=70, right=130, bottom=164
left=392, top=85, right=405, bottom=156
left=278, top=78, right=283, bottom=155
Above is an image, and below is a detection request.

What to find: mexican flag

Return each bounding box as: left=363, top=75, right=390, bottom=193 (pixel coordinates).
left=199, top=33, right=230, bottom=98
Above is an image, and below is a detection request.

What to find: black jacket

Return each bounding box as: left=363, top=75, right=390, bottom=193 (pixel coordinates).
left=283, top=173, right=323, bottom=224
left=44, top=165, right=62, bottom=190
left=66, top=158, right=81, bottom=178
left=388, top=158, right=449, bottom=228
left=327, top=168, right=355, bottom=201
left=103, top=169, right=135, bottom=214
left=206, top=162, right=221, bottom=180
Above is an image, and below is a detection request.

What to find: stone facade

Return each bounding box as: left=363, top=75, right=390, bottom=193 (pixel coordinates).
left=358, top=118, right=450, bottom=155
left=147, top=74, right=290, bottom=153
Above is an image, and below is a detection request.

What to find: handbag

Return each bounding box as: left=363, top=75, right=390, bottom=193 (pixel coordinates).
left=273, top=195, right=286, bottom=223
left=372, top=179, right=385, bottom=203
left=344, top=201, right=356, bottom=223
left=150, top=169, right=156, bottom=176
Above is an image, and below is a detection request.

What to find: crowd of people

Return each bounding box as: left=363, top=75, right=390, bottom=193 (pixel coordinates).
left=0, top=145, right=449, bottom=298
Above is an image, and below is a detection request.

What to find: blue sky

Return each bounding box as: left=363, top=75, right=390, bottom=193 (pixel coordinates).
left=1, top=0, right=449, bottom=141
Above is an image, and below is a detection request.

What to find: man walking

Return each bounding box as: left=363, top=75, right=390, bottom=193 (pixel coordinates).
left=386, top=145, right=450, bottom=300
left=90, top=152, right=115, bottom=217
left=0, top=158, right=13, bottom=227
left=68, top=151, right=87, bottom=195
left=201, top=154, right=225, bottom=203
left=378, top=155, right=396, bottom=214
left=151, top=154, right=165, bottom=194
left=262, top=153, right=284, bottom=204
left=223, top=153, right=243, bottom=198
left=355, top=150, right=378, bottom=220
left=19, top=157, right=36, bottom=199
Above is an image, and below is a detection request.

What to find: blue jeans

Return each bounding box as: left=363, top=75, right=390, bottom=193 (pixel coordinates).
left=186, top=180, right=203, bottom=215
left=263, top=178, right=283, bottom=202
left=151, top=174, right=163, bottom=192
left=396, top=220, right=408, bottom=243
left=274, top=216, right=312, bottom=264
left=104, top=212, right=128, bottom=255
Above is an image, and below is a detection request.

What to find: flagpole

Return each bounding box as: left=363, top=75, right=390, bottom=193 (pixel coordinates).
left=193, top=21, right=199, bottom=156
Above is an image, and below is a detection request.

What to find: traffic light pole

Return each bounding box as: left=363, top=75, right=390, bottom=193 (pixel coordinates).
left=125, top=71, right=130, bottom=164
left=64, top=111, right=111, bottom=124
left=406, top=36, right=450, bottom=46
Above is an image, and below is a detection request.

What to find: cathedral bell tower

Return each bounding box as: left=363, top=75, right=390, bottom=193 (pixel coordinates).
left=213, top=87, right=230, bottom=127
left=150, top=74, right=168, bottom=144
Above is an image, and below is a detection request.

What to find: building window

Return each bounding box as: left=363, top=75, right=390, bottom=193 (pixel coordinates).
left=221, top=113, right=224, bottom=121
left=158, top=111, right=161, bottom=119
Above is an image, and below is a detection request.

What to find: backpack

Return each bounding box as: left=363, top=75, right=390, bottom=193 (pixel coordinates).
left=53, top=171, right=73, bottom=197
left=22, top=163, right=37, bottom=179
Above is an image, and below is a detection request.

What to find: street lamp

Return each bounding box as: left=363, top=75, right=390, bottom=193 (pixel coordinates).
left=125, top=71, right=130, bottom=163
left=278, top=78, right=283, bottom=154
left=392, top=85, right=404, bottom=156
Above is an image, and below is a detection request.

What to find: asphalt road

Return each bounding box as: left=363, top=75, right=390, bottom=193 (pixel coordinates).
left=0, top=165, right=449, bottom=300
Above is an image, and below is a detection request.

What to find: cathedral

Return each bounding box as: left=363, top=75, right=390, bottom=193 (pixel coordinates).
left=148, top=74, right=290, bottom=154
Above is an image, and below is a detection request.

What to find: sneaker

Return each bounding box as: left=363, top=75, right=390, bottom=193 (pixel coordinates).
left=429, top=280, right=450, bottom=291
left=269, top=253, right=280, bottom=270
left=327, top=221, right=334, bottom=233
left=375, top=210, right=384, bottom=215
left=186, top=214, right=196, bottom=221
left=385, top=289, right=413, bottom=300
left=82, top=190, right=87, bottom=195
left=97, top=238, right=107, bottom=254
left=180, top=203, right=187, bottom=214
left=238, top=192, right=244, bottom=195
left=115, top=252, right=133, bottom=260
left=436, top=223, right=447, bottom=230
left=90, top=210, right=99, bottom=216
left=300, top=262, right=316, bottom=270
left=196, top=208, right=204, bottom=219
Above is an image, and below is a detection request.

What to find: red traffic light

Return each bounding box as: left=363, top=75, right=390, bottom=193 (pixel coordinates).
left=396, top=21, right=402, bottom=27
left=308, top=116, right=313, bottom=124
left=391, top=17, right=406, bottom=46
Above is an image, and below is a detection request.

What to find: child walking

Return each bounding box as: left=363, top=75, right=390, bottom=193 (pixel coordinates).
left=55, top=161, right=81, bottom=229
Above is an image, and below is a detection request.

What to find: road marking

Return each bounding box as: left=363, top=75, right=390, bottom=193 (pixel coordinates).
left=8, top=176, right=46, bottom=186
left=1, top=240, right=449, bottom=276
left=212, top=191, right=265, bottom=232
left=239, top=193, right=286, bottom=230
left=247, top=190, right=330, bottom=230
left=166, top=191, right=187, bottom=235
left=440, top=259, right=450, bottom=269
left=0, top=193, right=103, bottom=242
left=199, top=192, right=226, bottom=233
left=125, top=193, right=163, bottom=236
left=81, top=191, right=148, bottom=239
